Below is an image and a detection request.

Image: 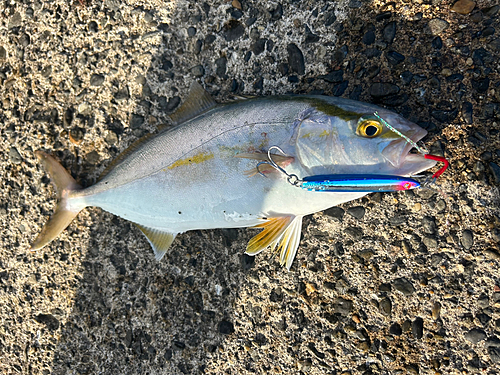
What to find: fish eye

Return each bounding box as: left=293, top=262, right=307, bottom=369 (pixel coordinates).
left=356, top=118, right=383, bottom=138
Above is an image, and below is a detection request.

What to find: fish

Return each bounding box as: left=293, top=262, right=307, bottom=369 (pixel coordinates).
left=31, top=82, right=436, bottom=269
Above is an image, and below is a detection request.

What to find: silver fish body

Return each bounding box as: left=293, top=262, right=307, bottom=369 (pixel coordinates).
left=32, top=84, right=436, bottom=269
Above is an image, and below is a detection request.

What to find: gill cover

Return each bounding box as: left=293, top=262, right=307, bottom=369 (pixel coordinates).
left=295, top=109, right=350, bottom=175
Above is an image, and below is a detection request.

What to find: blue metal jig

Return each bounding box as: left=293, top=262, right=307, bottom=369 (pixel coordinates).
left=257, top=146, right=420, bottom=193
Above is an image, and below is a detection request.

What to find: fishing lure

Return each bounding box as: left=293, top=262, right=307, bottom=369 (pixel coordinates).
left=257, top=146, right=420, bottom=193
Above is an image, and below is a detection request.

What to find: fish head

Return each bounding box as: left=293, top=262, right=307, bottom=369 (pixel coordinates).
left=294, top=97, right=437, bottom=176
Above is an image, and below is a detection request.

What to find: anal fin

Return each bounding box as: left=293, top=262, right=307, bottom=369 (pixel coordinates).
left=246, top=215, right=304, bottom=270
left=136, top=225, right=177, bottom=261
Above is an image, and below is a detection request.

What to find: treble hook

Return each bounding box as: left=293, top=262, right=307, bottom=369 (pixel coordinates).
left=256, top=146, right=301, bottom=186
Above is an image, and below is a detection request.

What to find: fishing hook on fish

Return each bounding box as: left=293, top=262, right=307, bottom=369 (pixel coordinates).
left=256, top=146, right=301, bottom=186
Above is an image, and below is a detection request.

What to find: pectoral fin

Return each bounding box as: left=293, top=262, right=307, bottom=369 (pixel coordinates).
left=246, top=215, right=304, bottom=270
left=235, top=152, right=294, bottom=177
left=136, top=225, right=177, bottom=261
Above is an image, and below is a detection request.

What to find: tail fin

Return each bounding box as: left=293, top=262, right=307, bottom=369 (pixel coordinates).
left=31, top=151, right=83, bottom=250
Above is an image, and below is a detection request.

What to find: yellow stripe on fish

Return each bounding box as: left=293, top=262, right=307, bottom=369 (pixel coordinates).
left=166, top=152, right=214, bottom=170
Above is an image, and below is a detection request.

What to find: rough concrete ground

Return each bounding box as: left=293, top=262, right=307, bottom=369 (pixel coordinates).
left=1, top=0, right=500, bottom=374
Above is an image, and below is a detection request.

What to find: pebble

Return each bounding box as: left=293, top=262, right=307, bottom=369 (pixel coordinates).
left=232, top=0, right=242, bottom=10
left=401, top=240, right=411, bottom=255
left=218, top=320, right=234, bottom=335
left=362, top=31, right=375, bottom=45
left=0, top=45, right=7, bottom=60
left=435, top=199, right=446, bottom=212
left=389, top=215, right=406, bottom=226
left=492, top=228, right=500, bottom=243
left=461, top=230, right=474, bottom=249
left=348, top=0, right=362, bottom=8
left=376, top=11, right=392, bottom=22
left=324, top=207, right=344, bottom=220
left=422, top=216, right=437, bottom=234
left=86, top=151, right=100, bottom=165
left=287, top=43, right=305, bottom=75
left=130, top=114, right=144, bottom=129
left=423, top=236, right=438, bottom=249
left=215, top=57, right=227, bottom=78
left=298, top=359, right=312, bottom=372
left=392, top=278, right=415, bottom=295
left=451, top=0, right=476, bottom=15
left=69, top=127, right=84, bottom=144
left=319, top=70, right=343, bottom=83
left=9, top=12, right=22, bottom=29
left=432, top=301, right=441, bottom=320
left=400, top=71, right=413, bottom=85
left=472, top=77, right=489, bottom=94
left=412, top=317, right=424, bottom=339
left=358, top=249, right=374, bottom=260
left=105, top=130, right=118, bottom=145
left=114, top=87, right=129, bottom=101
left=223, top=20, right=245, bottom=42
left=90, top=74, right=105, bottom=87
left=389, top=323, right=402, bottom=335
left=9, top=147, right=22, bottom=164
left=77, top=102, right=92, bottom=116
left=334, top=298, right=353, bottom=316
left=461, top=102, right=473, bottom=125
left=324, top=11, right=336, bottom=27
left=345, top=227, right=363, bottom=240
left=432, top=36, right=443, bottom=49
left=383, top=22, right=396, bottom=43
left=489, top=162, right=500, bottom=184
left=305, top=32, right=320, bottom=44
left=484, top=248, right=500, bottom=260
left=427, top=19, right=449, bottom=35
left=386, top=51, right=405, bottom=65
left=483, top=5, right=499, bottom=17
left=465, top=328, right=486, bottom=343
left=88, top=20, right=98, bottom=33
left=369, top=82, right=400, bottom=98
left=187, top=26, right=196, bottom=37
left=489, top=347, right=500, bottom=363
left=379, top=297, right=392, bottom=316
left=191, top=65, right=205, bottom=77
left=347, top=206, right=365, bottom=220
left=34, top=313, right=60, bottom=330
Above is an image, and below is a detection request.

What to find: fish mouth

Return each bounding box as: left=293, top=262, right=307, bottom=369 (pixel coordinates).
left=382, top=127, right=437, bottom=176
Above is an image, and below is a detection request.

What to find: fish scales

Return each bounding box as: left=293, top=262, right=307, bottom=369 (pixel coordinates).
left=31, top=83, right=436, bottom=269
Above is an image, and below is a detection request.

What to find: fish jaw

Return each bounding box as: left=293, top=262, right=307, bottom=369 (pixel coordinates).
left=380, top=125, right=436, bottom=175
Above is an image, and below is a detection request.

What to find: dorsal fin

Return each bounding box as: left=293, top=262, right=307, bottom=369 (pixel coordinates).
left=98, top=131, right=156, bottom=181
left=168, top=81, right=217, bottom=125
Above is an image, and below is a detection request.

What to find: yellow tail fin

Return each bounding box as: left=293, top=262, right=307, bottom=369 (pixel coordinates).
left=31, top=151, right=83, bottom=250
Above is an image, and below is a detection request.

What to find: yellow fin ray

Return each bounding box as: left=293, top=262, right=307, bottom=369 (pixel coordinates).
left=278, top=216, right=303, bottom=270
left=246, top=216, right=293, bottom=255
left=246, top=215, right=304, bottom=270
